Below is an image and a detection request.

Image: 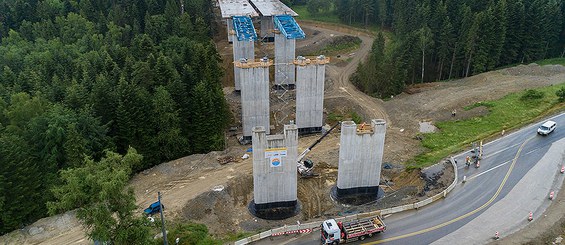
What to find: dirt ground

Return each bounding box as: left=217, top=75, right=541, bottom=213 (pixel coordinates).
left=2, top=20, right=565, bottom=245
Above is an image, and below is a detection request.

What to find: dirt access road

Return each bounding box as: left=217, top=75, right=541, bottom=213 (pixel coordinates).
left=3, top=20, right=565, bottom=245
left=299, top=21, right=391, bottom=124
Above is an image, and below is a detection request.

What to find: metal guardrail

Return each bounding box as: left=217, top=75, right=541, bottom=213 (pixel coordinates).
left=234, top=158, right=458, bottom=245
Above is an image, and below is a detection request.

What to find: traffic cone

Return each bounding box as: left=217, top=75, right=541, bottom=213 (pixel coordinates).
left=561, top=166, right=564, bottom=173
left=494, top=231, right=500, bottom=240
left=528, top=212, right=533, bottom=221
left=550, top=191, right=555, bottom=200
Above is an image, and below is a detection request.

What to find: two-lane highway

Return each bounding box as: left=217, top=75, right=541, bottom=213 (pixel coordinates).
left=265, top=113, right=565, bottom=245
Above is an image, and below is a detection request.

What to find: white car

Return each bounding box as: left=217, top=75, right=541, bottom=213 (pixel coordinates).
left=537, top=121, right=556, bottom=135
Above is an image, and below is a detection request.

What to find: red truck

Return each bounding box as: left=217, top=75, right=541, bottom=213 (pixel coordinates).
left=320, top=216, right=386, bottom=244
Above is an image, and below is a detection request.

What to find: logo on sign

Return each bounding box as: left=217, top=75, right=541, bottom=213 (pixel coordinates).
left=270, top=157, right=281, bottom=167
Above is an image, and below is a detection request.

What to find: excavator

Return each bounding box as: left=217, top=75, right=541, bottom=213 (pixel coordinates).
left=296, top=122, right=341, bottom=178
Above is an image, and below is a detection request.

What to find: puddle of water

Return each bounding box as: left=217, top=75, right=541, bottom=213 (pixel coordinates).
left=419, top=121, right=438, bottom=133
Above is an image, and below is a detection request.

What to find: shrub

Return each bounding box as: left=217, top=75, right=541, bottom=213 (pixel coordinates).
left=520, top=89, right=545, bottom=101
left=158, top=223, right=221, bottom=245
left=556, top=87, right=565, bottom=102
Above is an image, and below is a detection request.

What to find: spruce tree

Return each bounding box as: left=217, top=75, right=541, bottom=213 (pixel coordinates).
left=151, top=86, right=189, bottom=160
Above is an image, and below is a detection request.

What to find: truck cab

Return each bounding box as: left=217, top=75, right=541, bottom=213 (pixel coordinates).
left=321, top=219, right=342, bottom=244
left=321, top=216, right=386, bottom=244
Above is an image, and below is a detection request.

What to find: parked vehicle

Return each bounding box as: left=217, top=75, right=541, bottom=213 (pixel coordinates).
left=537, top=120, right=556, bottom=135
left=321, top=216, right=386, bottom=244
left=144, top=201, right=164, bottom=216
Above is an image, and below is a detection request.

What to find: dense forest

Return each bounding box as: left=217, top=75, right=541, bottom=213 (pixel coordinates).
left=336, top=0, right=565, bottom=98
left=0, top=0, right=229, bottom=235
left=350, top=0, right=565, bottom=97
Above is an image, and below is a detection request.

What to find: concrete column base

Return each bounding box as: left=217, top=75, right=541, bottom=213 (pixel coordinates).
left=298, top=127, right=322, bottom=135
left=248, top=200, right=301, bottom=220
left=272, top=84, right=295, bottom=90
left=331, top=186, right=384, bottom=205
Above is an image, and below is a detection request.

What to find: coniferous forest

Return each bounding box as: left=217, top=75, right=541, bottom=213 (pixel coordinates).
left=0, top=0, right=229, bottom=234
left=339, top=0, right=565, bottom=98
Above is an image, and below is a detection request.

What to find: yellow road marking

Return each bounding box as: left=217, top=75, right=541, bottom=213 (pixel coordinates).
left=366, top=137, right=533, bottom=244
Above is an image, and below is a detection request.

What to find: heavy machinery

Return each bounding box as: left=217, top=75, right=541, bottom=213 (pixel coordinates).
left=296, top=122, right=341, bottom=178
left=321, top=216, right=386, bottom=244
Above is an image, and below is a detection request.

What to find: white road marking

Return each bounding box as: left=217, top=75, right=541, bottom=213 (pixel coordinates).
left=466, top=160, right=511, bottom=181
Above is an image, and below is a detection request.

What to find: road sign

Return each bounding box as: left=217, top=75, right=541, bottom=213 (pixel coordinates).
left=271, top=228, right=312, bottom=236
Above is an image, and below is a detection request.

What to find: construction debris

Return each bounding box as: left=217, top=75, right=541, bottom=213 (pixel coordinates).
left=217, top=156, right=237, bottom=165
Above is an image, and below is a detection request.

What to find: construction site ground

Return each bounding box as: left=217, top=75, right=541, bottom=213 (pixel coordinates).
left=3, top=21, right=565, bottom=245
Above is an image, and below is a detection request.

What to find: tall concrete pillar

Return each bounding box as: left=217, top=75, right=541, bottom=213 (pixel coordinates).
left=260, top=16, right=274, bottom=41
left=226, top=18, right=234, bottom=43
left=295, top=55, right=330, bottom=134
left=273, top=15, right=304, bottom=88
left=250, top=124, right=299, bottom=220
left=233, top=39, right=254, bottom=91
left=237, top=58, right=272, bottom=140
left=274, top=32, right=296, bottom=87
left=232, top=16, right=256, bottom=91
left=334, top=119, right=386, bottom=204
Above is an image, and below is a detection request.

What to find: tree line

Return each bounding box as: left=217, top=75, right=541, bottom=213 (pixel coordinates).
left=0, top=0, right=230, bottom=235
left=337, top=0, right=565, bottom=98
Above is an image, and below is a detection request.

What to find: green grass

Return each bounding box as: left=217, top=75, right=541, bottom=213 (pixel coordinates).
left=222, top=231, right=255, bottom=242
left=496, top=57, right=565, bottom=70
left=327, top=111, right=363, bottom=124
left=307, top=36, right=362, bottom=56
left=293, top=5, right=340, bottom=24
left=294, top=6, right=384, bottom=35
left=410, top=84, right=565, bottom=169
left=535, top=57, right=565, bottom=66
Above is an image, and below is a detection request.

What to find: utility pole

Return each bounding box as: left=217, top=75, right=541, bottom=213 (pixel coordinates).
left=159, top=192, right=168, bottom=245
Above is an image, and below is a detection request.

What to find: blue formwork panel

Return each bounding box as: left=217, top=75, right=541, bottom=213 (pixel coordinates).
left=274, top=15, right=305, bottom=39
left=233, top=16, right=257, bottom=41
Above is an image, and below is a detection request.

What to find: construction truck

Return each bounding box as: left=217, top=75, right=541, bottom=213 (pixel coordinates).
left=296, top=122, right=341, bottom=178
left=320, top=216, right=386, bottom=244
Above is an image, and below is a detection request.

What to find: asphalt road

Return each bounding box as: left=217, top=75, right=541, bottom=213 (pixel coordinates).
left=261, top=113, right=565, bottom=245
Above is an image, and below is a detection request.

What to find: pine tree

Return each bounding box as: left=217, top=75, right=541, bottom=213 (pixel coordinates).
left=90, top=74, right=118, bottom=130
left=471, top=11, right=491, bottom=75
left=0, top=133, right=45, bottom=234
left=131, top=61, right=154, bottom=89
left=176, top=13, right=194, bottom=37
left=490, top=0, right=507, bottom=68
left=417, top=25, right=433, bottom=82
left=151, top=86, right=189, bottom=160
left=189, top=81, right=228, bottom=153
left=153, top=54, right=179, bottom=88
left=115, top=77, right=153, bottom=169
left=63, top=123, right=88, bottom=168
left=64, top=79, right=88, bottom=110
left=437, top=15, right=455, bottom=80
